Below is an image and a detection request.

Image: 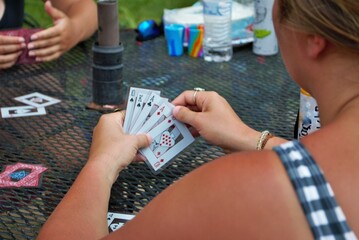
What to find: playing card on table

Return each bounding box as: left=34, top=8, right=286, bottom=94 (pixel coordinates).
left=107, top=212, right=135, bottom=232
left=0, top=163, right=47, bottom=188
left=1, top=105, right=46, bottom=118
left=14, top=92, right=61, bottom=108
left=123, top=87, right=195, bottom=174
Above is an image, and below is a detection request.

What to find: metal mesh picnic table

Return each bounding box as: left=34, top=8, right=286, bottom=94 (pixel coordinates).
left=0, top=29, right=299, bottom=239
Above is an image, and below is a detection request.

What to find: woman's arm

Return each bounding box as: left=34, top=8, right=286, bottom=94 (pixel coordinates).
left=37, top=112, right=151, bottom=240
left=172, top=90, right=288, bottom=152
left=37, top=161, right=113, bottom=240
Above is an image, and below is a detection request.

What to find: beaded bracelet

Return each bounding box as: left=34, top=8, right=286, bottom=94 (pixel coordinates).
left=256, top=130, right=273, bottom=150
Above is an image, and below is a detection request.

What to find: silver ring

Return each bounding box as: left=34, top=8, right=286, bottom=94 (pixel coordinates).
left=192, top=87, right=205, bottom=105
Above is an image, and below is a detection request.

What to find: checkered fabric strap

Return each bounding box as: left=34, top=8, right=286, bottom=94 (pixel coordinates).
left=273, top=141, right=357, bottom=240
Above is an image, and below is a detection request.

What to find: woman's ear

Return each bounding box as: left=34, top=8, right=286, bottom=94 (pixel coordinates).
left=306, top=35, right=328, bottom=58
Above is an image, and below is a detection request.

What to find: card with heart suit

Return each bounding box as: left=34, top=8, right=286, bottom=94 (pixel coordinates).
left=136, top=101, right=173, bottom=134
left=124, top=87, right=195, bottom=174
left=140, top=115, right=194, bottom=173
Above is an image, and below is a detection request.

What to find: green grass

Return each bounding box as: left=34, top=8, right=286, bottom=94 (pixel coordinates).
left=24, top=0, right=197, bottom=29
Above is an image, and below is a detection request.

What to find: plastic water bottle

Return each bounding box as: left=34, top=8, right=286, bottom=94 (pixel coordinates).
left=202, top=0, right=233, bottom=62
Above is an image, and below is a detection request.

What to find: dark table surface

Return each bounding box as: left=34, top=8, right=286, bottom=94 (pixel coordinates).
left=0, top=29, right=299, bottom=239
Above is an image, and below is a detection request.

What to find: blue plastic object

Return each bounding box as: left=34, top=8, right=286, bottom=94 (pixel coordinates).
left=136, top=20, right=162, bottom=41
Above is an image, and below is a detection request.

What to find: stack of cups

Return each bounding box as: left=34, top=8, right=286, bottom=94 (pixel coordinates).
left=252, top=0, right=278, bottom=56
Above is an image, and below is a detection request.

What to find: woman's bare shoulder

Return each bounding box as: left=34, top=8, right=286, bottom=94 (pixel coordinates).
left=108, top=150, right=313, bottom=240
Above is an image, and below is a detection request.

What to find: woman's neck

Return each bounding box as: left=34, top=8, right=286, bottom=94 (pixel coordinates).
left=309, top=52, right=359, bottom=126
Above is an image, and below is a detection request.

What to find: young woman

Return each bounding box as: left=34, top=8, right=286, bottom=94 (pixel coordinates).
left=38, top=0, right=359, bottom=239
left=0, top=0, right=97, bottom=69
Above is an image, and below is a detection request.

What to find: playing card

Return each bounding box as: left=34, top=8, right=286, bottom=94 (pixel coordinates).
left=0, top=28, right=43, bottom=64
left=136, top=101, right=173, bottom=134
left=122, top=87, right=195, bottom=173
left=1, top=105, right=46, bottom=118
left=107, top=212, right=135, bottom=232
left=129, top=93, right=165, bottom=134
left=14, top=92, right=61, bottom=108
left=128, top=91, right=152, bottom=132
left=123, top=87, right=160, bottom=133
left=150, top=126, right=181, bottom=158
left=0, top=163, right=47, bottom=188
left=140, top=114, right=195, bottom=174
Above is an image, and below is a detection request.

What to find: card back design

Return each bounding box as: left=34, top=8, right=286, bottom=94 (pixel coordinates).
left=0, top=28, right=43, bottom=65
left=0, top=163, right=47, bottom=188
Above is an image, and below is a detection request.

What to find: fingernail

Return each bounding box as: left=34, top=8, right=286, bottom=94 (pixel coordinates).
left=173, top=106, right=181, bottom=116
left=30, top=35, right=37, bottom=40
left=146, top=133, right=153, bottom=143
left=28, top=51, right=35, bottom=56
left=20, top=43, right=26, bottom=48
left=18, top=37, right=25, bottom=43
left=35, top=57, right=42, bottom=62
left=27, top=43, right=34, bottom=49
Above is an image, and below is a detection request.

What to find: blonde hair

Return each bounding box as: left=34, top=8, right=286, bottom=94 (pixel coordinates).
left=278, top=0, right=359, bottom=53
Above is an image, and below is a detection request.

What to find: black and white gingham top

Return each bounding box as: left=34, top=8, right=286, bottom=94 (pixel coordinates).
left=273, top=141, right=357, bottom=240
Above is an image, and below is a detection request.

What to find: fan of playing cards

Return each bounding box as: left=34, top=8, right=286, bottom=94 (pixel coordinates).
left=123, top=87, right=195, bottom=174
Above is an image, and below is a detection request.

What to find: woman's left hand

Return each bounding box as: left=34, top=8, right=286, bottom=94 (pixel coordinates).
left=88, top=112, right=151, bottom=184
left=27, top=1, right=77, bottom=62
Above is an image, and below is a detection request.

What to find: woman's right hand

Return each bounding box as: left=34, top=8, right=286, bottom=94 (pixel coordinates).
left=0, top=35, right=25, bottom=69
left=88, top=111, right=151, bottom=184
left=172, top=90, right=261, bottom=152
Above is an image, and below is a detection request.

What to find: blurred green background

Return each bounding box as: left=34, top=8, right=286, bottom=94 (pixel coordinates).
left=25, top=0, right=197, bottom=29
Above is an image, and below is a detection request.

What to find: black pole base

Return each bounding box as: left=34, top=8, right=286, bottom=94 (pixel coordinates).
left=91, top=42, right=125, bottom=107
